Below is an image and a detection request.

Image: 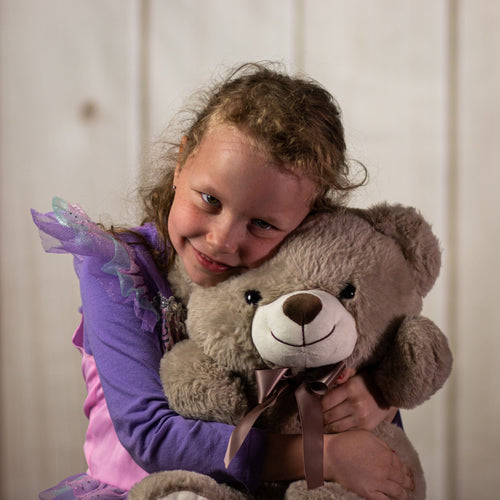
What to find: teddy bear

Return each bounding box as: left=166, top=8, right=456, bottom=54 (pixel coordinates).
left=129, top=203, right=453, bottom=500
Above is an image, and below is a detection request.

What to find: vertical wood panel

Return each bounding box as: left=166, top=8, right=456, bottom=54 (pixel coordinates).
left=454, top=1, right=500, bottom=498
left=148, top=0, right=295, bottom=138
left=0, top=1, right=140, bottom=498
left=302, top=2, right=450, bottom=498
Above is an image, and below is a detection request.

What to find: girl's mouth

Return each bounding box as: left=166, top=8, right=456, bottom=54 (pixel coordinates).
left=192, top=246, right=235, bottom=273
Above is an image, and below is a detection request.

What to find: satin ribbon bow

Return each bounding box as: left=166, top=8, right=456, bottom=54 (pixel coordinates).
left=224, top=361, right=346, bottom=490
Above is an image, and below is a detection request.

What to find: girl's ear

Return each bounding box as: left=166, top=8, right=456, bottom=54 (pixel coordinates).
left=174, top=136, right=190, bottom=182
left=179, top=135, right=189, bottom=153
left=173, top=163, right=181, bottom=183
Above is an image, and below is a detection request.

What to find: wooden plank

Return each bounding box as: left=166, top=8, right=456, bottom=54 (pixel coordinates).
left=453, top=1, right=500, bottom=498
left=147, top=0, right=295, bottom=137
left=301, top=2, right=450, bottom=498
left=0, top=1, right=140, bottom=498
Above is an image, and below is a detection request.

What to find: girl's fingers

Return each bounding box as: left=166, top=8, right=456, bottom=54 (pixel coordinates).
left=378, top=481, right=411, bottom=500
left=335, top=366, right=356, bottom=384
left=388, top=452, right=414, bottom=494
left=321, top=383, right=348, bottom=412
left=387, top=466, right=414, bottom=492
left=324, top=414, right=355, bottom=433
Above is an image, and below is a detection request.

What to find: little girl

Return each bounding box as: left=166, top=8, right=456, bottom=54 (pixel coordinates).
left=33, top=63, right=413, bottom=500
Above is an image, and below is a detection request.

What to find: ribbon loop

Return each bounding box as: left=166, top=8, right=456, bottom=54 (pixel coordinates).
left=256, top=368, right=290, bottom=403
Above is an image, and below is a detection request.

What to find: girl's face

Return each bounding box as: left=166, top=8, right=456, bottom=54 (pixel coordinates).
left=168, top=124, right=316, bottom=287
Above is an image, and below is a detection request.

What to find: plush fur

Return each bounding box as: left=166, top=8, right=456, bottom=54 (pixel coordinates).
left=129, top=204, right=453, bottom=500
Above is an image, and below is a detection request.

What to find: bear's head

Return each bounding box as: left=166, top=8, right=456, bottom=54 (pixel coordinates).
left=173, top=203, right=451, bottom=409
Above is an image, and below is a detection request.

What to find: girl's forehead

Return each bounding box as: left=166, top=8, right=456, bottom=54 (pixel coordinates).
left=202, top=122, right=267, bottom=154
left=189, top=123, right=305, bottom=179
left=187, top=125, right=303, bottom=182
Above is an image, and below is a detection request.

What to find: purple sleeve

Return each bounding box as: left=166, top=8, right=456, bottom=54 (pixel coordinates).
left=79, top=256, right=266, bottom=492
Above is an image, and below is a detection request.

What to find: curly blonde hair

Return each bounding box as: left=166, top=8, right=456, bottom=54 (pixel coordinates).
left=140, top=62, right=366, bottom=273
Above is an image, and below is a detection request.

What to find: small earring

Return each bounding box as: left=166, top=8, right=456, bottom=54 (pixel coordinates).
left=172, top=185, right=176, bottom=191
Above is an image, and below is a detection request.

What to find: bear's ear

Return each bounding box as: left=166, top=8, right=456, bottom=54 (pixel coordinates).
left=354, top=203, right=441, bottom=297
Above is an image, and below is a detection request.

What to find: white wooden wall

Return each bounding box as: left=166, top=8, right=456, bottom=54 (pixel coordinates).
left=1, top=1, right=498, bottom=499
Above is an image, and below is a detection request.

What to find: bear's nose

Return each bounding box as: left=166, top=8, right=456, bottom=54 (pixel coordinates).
left=282, top=293, right=323, bottom=326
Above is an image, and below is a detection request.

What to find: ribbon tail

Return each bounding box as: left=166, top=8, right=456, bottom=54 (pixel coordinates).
left=295, top=384, right=324, bottom=489
left=224, top=384, right=287, bottom=468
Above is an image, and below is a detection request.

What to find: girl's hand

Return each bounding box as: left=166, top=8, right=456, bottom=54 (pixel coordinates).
left=324, top=430, right=414, bottom=500
left=322, top=368, right=398, bottom=432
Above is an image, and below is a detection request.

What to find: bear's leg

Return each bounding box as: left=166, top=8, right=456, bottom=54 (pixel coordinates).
left=128, top=470, right=249, bottom=500
left=285, top=480, right=364, bottom=499
left=156, top=492, right=208, bottom=500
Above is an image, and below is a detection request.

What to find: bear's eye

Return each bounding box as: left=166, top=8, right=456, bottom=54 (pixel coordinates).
left=339, top=283, right=356, bottom=300
left=244, top=290, right=262, bottom=305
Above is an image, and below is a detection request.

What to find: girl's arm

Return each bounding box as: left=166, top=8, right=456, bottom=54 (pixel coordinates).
left=79, top=256, right=266, bottom=493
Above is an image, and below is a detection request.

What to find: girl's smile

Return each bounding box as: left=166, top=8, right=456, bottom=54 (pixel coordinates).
left=167, top=124, right=316, bottom=287
left=191, top=245, right=236, bottom=273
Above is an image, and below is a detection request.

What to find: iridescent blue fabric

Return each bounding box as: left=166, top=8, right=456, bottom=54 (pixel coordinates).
left=31, top=197, right=159, bottom=331
left=39, top=473, right=127, bottom=500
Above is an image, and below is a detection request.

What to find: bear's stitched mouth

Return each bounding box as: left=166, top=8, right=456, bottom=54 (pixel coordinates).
left=270, top=325, right=336, bottom=348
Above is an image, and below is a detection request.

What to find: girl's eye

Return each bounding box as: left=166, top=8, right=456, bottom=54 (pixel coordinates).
left=201, top=193, right=221, bottom=207
left=252, top=219, right=273, bottom=230
left=339, top=283, right=356, bottom=300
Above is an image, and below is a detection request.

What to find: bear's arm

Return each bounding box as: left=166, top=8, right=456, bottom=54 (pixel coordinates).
left=160, top=340, right=251, bottom=424
left=372, top=316, right=453, bottom=409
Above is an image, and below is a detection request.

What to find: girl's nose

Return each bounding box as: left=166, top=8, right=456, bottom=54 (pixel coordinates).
left=206, top=217, right=244, bottom=254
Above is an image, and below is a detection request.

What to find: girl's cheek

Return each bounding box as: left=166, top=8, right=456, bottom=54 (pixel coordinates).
left=247, top=239, right=283, bottom=268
